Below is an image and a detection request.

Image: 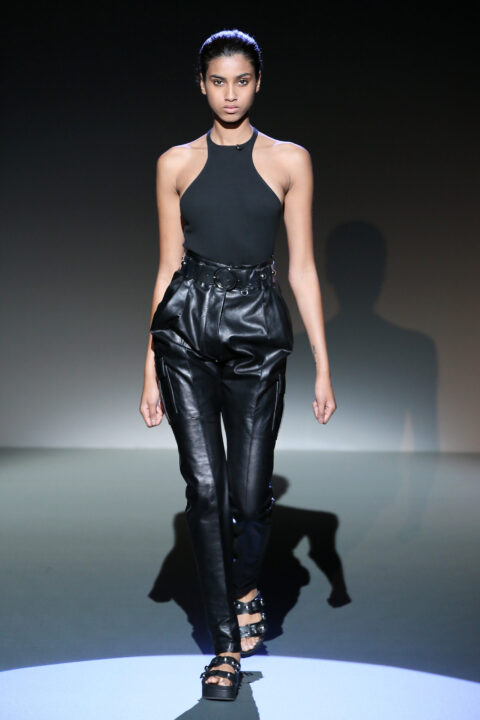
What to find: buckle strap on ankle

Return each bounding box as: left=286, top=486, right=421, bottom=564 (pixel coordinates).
left=233, top=591, right=265, bottom=615
left=239, top=618, right=267, bottom=638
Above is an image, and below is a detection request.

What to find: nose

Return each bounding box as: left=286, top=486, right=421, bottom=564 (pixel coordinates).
left=224, top=83, right=237, bottom=101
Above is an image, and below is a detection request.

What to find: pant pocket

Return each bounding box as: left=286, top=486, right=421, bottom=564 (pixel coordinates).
left=272, top=373, right=286, bottom=438
left=265, top=285, right=294, bottom=352
left=150, top=273, right=189, bottom=332
left=156, top=356, right=178, bottom=424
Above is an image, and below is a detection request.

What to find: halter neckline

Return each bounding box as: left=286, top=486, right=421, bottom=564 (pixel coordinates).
left=207, top=127, right=257, bottom=149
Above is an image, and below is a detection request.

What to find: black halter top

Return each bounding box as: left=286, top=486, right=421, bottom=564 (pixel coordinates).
left=179, top=126, right=283, bottom=265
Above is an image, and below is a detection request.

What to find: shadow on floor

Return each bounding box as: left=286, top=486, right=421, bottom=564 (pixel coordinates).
left=147, top=473, right=352, bottom=654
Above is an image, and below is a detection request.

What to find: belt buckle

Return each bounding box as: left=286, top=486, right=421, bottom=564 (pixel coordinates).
left=213, top=267, right=237, bottom=290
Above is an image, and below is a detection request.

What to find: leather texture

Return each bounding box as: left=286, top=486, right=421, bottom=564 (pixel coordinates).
left=150, top=249, right=293, bottom=653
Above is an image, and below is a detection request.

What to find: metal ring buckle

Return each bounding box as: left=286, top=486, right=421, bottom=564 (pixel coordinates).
left=213, top=267, right=237, bottom=290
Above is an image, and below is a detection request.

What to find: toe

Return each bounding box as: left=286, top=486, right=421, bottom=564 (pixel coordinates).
left=204, top=661, right=236, bottom=686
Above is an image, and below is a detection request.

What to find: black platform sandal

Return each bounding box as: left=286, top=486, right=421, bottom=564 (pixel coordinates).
left=233, top=589, right=268, bottom=658
left=200, top=654, right=242, bottom=701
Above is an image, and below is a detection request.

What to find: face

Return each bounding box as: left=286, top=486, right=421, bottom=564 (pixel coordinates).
left=200, top=52, right=261, bottom=121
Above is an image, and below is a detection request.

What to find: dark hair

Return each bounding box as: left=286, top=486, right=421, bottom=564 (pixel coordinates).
left=195, top=29, right=263, bottom=86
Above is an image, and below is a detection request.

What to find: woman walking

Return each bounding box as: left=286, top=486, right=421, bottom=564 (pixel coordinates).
left=139, top=28, right=336, bottom=701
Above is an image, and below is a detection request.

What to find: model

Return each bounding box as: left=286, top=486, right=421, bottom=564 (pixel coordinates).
left=139, top=28, right=337, bottom=701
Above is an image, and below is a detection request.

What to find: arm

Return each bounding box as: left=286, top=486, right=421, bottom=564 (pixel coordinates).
left=140, top=147, right=186, bottom=427
left=282, top=145, right=337, bottom=424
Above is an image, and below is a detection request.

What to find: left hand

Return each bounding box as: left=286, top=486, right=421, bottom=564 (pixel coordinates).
left=313, top=375, right=337, bottom=424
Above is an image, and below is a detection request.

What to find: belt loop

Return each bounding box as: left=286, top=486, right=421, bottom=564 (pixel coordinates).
left=270, top=254, right=277, bottom=277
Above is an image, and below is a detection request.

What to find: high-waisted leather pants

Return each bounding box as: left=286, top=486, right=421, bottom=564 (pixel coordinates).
left=150, top=248, right=294, bottom=654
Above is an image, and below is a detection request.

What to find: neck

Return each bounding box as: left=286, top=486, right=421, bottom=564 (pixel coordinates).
left=210, top=118, right=254, bottom=146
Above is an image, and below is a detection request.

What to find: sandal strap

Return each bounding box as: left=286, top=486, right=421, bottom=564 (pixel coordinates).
left=201, top=668, right=237, bottom=681
left=206, top=654, right=241, bottom=672
left=233, top=591, right=265, bottom=615
left=239, top=618, right=268, bottom=638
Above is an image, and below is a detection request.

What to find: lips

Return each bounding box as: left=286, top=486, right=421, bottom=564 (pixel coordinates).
left=224, top=106, right=238, bottom=111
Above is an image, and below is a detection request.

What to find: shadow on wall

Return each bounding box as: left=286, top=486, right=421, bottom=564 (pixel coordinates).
left=286, top=221, right=439, bottom=451
left=148, top=474, right=351, bottom=655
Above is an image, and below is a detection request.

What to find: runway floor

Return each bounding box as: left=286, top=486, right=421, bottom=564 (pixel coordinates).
left=0, top=449, right=479, bottom=718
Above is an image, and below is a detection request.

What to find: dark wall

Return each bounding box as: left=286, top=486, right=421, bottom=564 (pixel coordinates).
left=1, top=2, right=478, bottom=450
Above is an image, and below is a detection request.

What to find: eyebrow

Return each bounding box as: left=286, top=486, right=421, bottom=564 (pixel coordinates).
left=209, top=73, right=252, bottom=79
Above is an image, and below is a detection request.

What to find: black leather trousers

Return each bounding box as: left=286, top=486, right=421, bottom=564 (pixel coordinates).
left=150, top=248, right=294, bottom=654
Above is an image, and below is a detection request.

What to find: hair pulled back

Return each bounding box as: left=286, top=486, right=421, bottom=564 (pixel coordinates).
left=195, top=28, right=263, bottom=86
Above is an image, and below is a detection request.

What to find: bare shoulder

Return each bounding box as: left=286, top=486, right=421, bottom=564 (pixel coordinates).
left=256, top=130, right=312, bottom=169
left=257, top=129, right=310, bottom=154
left=155, top=133, right=208, bottom=190
left=157, top=133, right=207, bottom=167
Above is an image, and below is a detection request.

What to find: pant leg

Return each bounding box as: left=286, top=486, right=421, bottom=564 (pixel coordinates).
left=153, top=340, right=241, bottom=654
left=218, top=278, right=293, bottom=600
left=221, top=357, right=287, bottom=599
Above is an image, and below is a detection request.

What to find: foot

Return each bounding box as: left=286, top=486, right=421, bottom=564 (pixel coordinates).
left=235, top=587, right=263, bottom=654
left=203, top=651, right=241, bottom=686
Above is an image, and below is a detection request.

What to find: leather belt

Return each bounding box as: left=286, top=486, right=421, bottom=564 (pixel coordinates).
left=180, top=253, right=275, bottom=293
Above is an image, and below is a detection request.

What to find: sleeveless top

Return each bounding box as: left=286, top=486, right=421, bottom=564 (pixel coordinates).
left=179, top=126, right=283, bottom=265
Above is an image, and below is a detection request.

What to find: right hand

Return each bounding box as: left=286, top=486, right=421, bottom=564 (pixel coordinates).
left=140, top=378, right=165, bottom=427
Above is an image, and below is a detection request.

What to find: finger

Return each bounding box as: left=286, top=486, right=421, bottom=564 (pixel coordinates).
left=145, top=406, right=154, bottom=427
left=321, top=400, right=330, bottom=423
left=323, top=403, right=336, bottom=423
left=313, top=399, right=325, bottom=423
left=140, top=404, right=151, bottom=427
left=147, top=402, right=161, bottom=427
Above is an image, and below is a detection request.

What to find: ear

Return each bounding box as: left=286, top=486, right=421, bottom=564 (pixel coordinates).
left=255, top=71, right=261, bottom=93
left=199, top=73, right=207, bottom=95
